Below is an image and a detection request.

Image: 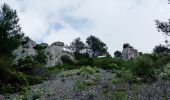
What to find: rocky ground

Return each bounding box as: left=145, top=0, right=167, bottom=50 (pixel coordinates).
left=1, top=67, right=170, bottom=100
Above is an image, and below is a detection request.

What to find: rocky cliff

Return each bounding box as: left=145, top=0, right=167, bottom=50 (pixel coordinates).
left=13, top=38, right=74, bottom=67
left=122, top=44, right=139, bottom=60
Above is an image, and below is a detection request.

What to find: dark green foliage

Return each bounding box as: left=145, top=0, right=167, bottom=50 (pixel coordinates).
left=74, top=52, right=93, bottom=66
left=33, top=44, right=47, bottom=51
left=131, top=56, right=156, bottom=82
left=0, top=3, right=23, bottom=56
left=76, top=58, right=93, bottom=66
left=16, top=56, right=46, bottom=86
left=70, top=37, right=85, bottom=53
left=74, top=52, right=90, bottom=59
left=0, top=71, right=29, bottom=94
left=153, top=44, right=170, bottom=55
left=86, top=35, right=108, bottom=57
left=0, top=56, right=29, bottom=94
left=94, top=57, right=113, bottom=69
left=61, top=55, right=75, bottom=65
left=17, top=56, right=45, bottom=76
left=26, top=75, right=43, bottom=85
left=123, top=43, right=130, bottom=49
left=155, top=20, right=170, bottom=36
left=94, top=57, right=123, bottom=70
left=33, top=44, right=47, bottom=65
left=53, top=64, right=74, bottom=70
left=114, top=50, right=122, bottom=57
left=35, top=50, right=47, bottom=64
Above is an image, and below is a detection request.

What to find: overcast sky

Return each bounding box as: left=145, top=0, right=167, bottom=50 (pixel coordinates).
left=0, top=0, right=170, bottom=55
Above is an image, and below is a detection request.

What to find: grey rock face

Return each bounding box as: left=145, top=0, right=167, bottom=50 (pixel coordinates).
left=122, top=44, right=138, bottom=60
left=13, top=40, right=74, bottom=67
left=45, top=42, right=74, bottom=67
left=13, top=39, right=37, bottom=60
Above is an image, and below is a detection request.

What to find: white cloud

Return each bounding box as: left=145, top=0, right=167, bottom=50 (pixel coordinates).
left=0, top=0, right=170, bottom=55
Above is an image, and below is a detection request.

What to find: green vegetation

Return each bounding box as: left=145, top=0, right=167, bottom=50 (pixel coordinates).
left=0, top=3, right=23, bottom=56
left=0, top=3, right=170, bottom=99
left=86, top=35, right=108, bottom=57
left=61, top=55, right=75, bottom=66
left=104, top=90, right=128, bottom=100
left=74, top=80, right=87, bottom=91
left=74, top=79, right=97, bottom=91
left=32, top=88, right=44, bottom=100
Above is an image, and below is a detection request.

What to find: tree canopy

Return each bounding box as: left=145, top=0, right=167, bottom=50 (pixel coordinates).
left=153, top=44, right=170, bottom=55
left=0, top=3, right=23, bottom=56
left=114, top=50, right=122, bottom=57
left=70, top=37, right=85, bottom=53
left=86, top=35, right=108, bottom=57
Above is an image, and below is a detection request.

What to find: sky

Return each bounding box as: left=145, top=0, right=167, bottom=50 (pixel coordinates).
left=0, top=0, right=170, bottom=55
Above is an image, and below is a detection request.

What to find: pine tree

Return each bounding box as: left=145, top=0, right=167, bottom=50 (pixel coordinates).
left=0, top=3, right=23, bottom=56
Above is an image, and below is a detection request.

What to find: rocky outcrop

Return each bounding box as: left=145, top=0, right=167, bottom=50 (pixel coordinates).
left=122, top=44, right=138, bottom=60
left=44, top=42, right=74, bottom=67
left=13, top=39, right=74, bottom=67
left=13, top=39, right=37, bottom=61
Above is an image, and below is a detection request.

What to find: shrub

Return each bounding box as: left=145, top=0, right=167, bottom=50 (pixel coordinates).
left=131, top=56, right=156, bottom=82
left=114, top=50, right=122, bottom=57
left=108, top=91, right=128, bottom=100
left=61, top=55, right=75, bottom=65
left=76, top=58, right=93, bottom=66
left=115, top=69, right=137, bottom=83
left=0, top=57, right=29, bottom=94
left=35, top=50, right=47, bottom=64
left=33, top=44, right=47, bottom=51
left=26, top=75, right=43, bottom=85
left=79, top=66, right=97, bottom=75
left=160, top=63, right=170, bottom=80
left=0, top=71, right=29, bottom=94
left=94, top=57, right=113, bottom=69
left=94, top=57, right=123, bottom=70
left=74, top=81, right=87, bottom=91
left=17, top=56, right=46, bottom=76
left=32, top=88, right=44, bottom=99
left=74, top=52, right=90, bottom=59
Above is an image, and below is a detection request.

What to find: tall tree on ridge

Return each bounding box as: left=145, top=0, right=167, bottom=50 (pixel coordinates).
left=86, top=35, right=108, bottom=57
left=0, top=3, right=23, bottom=56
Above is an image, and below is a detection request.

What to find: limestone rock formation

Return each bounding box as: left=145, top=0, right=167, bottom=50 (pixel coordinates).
left=122, top=44, right=138, bottom=60
left=13, top=39, right=37, bottom=61
left=13, top=39, right=74, bottom=67
left=44, top=42, right=74, bottom=67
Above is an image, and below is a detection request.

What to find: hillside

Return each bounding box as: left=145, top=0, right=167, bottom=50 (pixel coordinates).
left=0, top=3, right=170, bottom=100
left=2, top=67, right=169, bottom=100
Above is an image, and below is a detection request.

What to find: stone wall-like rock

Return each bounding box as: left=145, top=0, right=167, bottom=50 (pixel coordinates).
left=122, top=44, right=138, bottom=60
left=13, top=39, right=37, bottom=61
left=13, top=40, right=74, bottom=67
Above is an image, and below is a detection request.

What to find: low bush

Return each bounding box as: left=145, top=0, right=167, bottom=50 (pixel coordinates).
left=17, top=56, right=46, bottom=76
left=35, top=50, right=47, bottom=64
left=76, top=58, right=93, bottom=66
left=61, top=55, right=75, bottom=65
left=94, top=57, right=113, bottom=69
left=0, top=57, right=29, bottom=94
left=32, top=88, right=44, bottom=99
left=94, top=57, right=124, bottom=70
left=131, top=56, right=156, bottom=82
left=78, top=66, right=97, bottom=75
left=160, top=63, right=170, bottom=80
left=33, top=44, right=47, bottom=51
left=26, top=75, right=43, bottom=85
left=0, top=71, right=29, bottom=94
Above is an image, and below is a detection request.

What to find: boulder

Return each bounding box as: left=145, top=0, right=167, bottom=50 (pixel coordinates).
left=13, top=39, right=37, bottom=60
left=44, top=42, right=74, bottom=67
left=122, top=44, right=138, bottom=60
